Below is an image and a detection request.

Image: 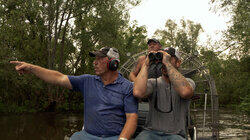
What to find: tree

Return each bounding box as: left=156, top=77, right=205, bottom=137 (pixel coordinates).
left=154, top=19, right=203, bottom=54
left=0, top=0, right=142, bottom=112
left=211, top=0, right=249, bottom=58
left=211, top=0, right=250, bottom=114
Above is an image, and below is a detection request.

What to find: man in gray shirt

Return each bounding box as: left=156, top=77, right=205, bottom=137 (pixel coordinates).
left=133, top=47, right=195, bottom=140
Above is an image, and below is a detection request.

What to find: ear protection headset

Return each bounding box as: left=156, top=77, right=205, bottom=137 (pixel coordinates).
left=105, top=47, right=120, bottom=71
left=107, top=58, right=119, bottom=71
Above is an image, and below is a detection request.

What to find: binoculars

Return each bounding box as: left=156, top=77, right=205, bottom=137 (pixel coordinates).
left=148, top=52, right=163, bottom=62
left=147, top=52, right=163, bottom=79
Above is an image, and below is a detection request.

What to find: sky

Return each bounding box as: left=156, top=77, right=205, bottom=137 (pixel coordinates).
left=129, top=0, right=231, bottom=44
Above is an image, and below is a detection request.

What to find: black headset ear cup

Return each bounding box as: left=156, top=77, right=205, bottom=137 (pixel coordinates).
left=108, top=59, right=119, bottom=71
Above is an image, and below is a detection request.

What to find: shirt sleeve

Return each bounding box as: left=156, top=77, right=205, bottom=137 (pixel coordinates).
left=186, top=78, right=196, bottom=90
left=124, top=84, right=138, bottom=113
left=145, top=78, right=155, bottom=97
left=67, top=75, right=90, bottom=92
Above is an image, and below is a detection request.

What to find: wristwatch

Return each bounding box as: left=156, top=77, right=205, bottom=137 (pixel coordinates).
left=119, top=138, right=128, bottom=140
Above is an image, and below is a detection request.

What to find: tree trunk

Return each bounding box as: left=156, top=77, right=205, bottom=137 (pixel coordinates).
left=47, top=0, right=55, bottom=104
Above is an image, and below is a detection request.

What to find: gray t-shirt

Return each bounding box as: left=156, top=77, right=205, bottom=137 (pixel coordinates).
left=144, top=77, right=195, bottom=138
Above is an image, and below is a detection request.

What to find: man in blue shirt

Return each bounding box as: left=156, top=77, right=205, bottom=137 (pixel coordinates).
left=10, top=47, right=138, bottom=140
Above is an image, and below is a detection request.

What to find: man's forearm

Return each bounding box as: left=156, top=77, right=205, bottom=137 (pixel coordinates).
left=119, top=113, right=138, bottom=140
left=129, top=72, right=136, bottom=82
left=30, top=65, right=69, bottom=87
left=133, top=63, right=148, bottom=98
left=163, top=62, right=193, bottom=99
left=129, top=56, right=144, bottom=82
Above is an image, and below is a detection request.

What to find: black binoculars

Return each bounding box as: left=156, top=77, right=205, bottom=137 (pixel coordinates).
left=148, top=52, right=163, bottom=62
left=147, top=52, right=163, bottom=79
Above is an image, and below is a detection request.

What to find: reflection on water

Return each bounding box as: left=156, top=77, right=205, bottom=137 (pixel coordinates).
left=219, top=110, right=250, bottom=140
left=0, top=113, right=83, bottom=140
left=0, top=109, right=249, bottom=140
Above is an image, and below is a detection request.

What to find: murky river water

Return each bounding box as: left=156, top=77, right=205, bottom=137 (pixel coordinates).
left=0, top=109, right=249, bottom=140
left=0, top=113, right=82, bottom=140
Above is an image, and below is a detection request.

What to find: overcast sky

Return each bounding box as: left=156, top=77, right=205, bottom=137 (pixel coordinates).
left=129, top=0, right=231, bottom=44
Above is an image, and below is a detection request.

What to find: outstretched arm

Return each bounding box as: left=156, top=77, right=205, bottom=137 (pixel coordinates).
left=10, top=61, right=72, bottom=89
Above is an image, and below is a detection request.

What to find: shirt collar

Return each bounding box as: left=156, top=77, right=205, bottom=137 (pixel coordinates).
left=94, top=72, right=124, bottom=84
left=114, top=72, right=124, bottom=84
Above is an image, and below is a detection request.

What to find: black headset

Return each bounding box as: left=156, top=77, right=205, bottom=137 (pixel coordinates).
left=107, top=58, right=119, bottom=71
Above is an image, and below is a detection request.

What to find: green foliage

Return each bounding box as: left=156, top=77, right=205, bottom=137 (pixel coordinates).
left=0, top=101, right=7, bottom=113
left=212, top=0, right=249, bottom=58
left=200, top=47, right=250, bottom=109
left=239, top=94, right=250, bottom=115
left=209, top=0, right=249, bottom=112
left=0, top=0, right=248, bottom=115
left=117, top=22, right=148, bottom=65
left=0, top=0, right=143, bottom=113
left=154, top=19, right=203, bottom=55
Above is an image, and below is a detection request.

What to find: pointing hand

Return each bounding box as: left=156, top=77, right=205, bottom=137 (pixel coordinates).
left=10, top=61, right=33, bottom=75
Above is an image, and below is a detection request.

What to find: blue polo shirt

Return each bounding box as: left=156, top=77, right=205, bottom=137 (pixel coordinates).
left=67, top=73, right=138, bottom=137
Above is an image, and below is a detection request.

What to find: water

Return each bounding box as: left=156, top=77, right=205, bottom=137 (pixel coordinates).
left=0, top=113, right=83, bottom=140
left=0, top=109, right=249, bottom=140
left=219, top=110, right=249, bottom=140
